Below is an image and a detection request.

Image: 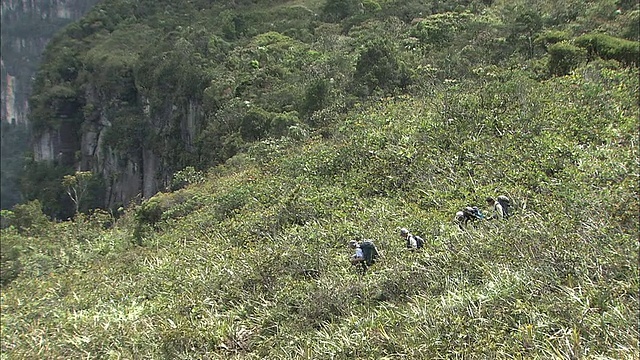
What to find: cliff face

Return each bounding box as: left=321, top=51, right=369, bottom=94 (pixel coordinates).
left=31, top=82, right=203, bottom=209
left=25, top=6, right=209, bottom=211
left=20, top=0, right=322, bottom=215
left=1, top=0, right=101, bottom=210
left=1, top=0, right=100, bottom=124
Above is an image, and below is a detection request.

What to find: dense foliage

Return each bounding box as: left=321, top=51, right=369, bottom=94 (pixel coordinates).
left=3, top=63, right=638, bottom=358
left=22, top=0, right=640, bottom=217
left=2, top=0, right=638, bottom=358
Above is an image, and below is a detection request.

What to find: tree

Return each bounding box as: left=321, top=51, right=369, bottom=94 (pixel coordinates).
left=352, top=39, right=408, bottom=97
left=321, top=0, right=361, bottom=22
left=0, top=121, right=28, bottom=210
left=302, top=79, right=330, bottom=116
left=62, top=171, right=93, bottom=215
left=509, top=10, right=543, bottom=58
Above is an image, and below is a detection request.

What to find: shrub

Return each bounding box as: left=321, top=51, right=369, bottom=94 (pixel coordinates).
left=240, top=108, right=271, bottom=141
left=362, top=0, right=382, bottom=14
left=301, top=79, right=330, bottom=116
left=575, top=33, right=640, bottom=66
left=321, top=0, right=361, bottom=23
left=0, top=228, right=23, bottom=287
left=170, top=166, right=205, bottom=191
left=4, top=200, right=51, bottom=235
left=135, top=190, right=204, bottom=226
left=352, top=39, right=409, bottom=97
left=411, top=12, right=472, bottom=48
left=547, top=41, right=587, bottom=76
left=534, top=30, right=570, bottom=51
left=133, top=190, right=205, bottom=244
left=269, top=112, right=300, bottom=138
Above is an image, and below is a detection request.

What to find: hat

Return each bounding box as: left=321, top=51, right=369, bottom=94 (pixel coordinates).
left=400, top=228, right=409, bottom=235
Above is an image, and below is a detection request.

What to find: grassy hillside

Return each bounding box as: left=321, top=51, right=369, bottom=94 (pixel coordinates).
left=22, top=0, right=640, bottom=218
left=2, top=61, right=638, bottom=358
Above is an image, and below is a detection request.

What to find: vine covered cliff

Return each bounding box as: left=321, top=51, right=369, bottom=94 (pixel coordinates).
left=1, top=0, right=99, bottom=124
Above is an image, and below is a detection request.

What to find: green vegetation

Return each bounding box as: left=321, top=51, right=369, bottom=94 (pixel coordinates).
left=3, top=63, right=638, bottom=357
left=22, top=0, right=640, bottom=217
left=62, top=171, right=95, bottom=214
left=3, top=0, right=638, bottom=358
left=575, top=33, right=640, bottom=66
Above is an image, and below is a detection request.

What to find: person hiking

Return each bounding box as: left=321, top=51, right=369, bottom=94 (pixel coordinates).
left=348, top=239, right=379, bottom=274
left=349, top=239, right=364, bottom=261
left=455, top=206, right=485, bottom=229
left=399, top=228, right=424, bottom=251
left=486, top=196, right=511, bottom=220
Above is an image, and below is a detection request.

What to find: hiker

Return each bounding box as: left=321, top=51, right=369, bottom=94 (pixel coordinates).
left=455, top=206, right=484, bottom=229
left=486, top=195, right=511, bottom=220
left=349, top=240, right=365, bottom=265
left=399, top=228, right=424, bottom=251
left=348, top=239, right=379, bottom=274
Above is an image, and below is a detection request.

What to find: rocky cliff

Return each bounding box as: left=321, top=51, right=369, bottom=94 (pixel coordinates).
left=1, top=0, right=100, bottom=210
left=25, top=0, right=215, bottom=213
left=1, top=0, right=100, bottom=124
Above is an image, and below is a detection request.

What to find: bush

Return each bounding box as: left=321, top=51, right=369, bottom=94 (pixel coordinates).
left=3, top=200, right=51, bottom=235
left=534, top=30, right=569, bottom=51
left=170, top=166, right=205, bottom=191
left=301, top=79, right=330, bottom=116
left=411, top=12, right=472, bottom=48
left=321, top=0, right=361, bottom=23
left=352, top=39, right=409, bottom=97
left=133, top=190, right=205, bottom=244
left=0, top=228, right=23, bottom=287
left=135, top=190, right=204, bottom=227
left=575, top=33, right=640, bottom=66
left=547, top=41, right=586, bottom=76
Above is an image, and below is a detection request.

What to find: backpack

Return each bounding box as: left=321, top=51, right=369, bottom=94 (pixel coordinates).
left=405, top=234, right=425, bottom=249
left=463, top=206, right=483, bottom=220
left=360, top=240, right=379, bottom=266
left=496, top=195, right=511, bottom=219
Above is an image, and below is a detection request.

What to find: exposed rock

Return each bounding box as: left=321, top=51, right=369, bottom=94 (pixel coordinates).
left=1, top=0, right=100, bottom=124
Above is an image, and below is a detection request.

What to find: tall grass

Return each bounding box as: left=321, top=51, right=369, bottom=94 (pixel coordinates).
left=2, top=66, right=638, bottom=359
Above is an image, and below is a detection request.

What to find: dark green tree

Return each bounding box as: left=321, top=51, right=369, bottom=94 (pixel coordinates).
left=20, top=160, right=74, bottom=219
left=509, top=10, right=543, bottom=58
left=322, top=0, right=361, bottom=22
left=301, top=79, right=330, bottom=116
left=0, top=122, right=28, bottom=209
left=352, top=39, right=409, bottom=97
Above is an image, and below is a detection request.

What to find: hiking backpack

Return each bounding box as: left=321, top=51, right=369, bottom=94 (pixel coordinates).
left=496, top=195, right=511, bottom=219
left=360, top=240, right=379, bottom=266
left=414, top=235, right=425, bottom=249
left=463, top=206, right=483, bottom=220
left=405, top=234, right=425, bottom=249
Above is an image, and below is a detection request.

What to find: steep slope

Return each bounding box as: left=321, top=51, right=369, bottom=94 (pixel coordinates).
left=1, top=64, right=637, bottom=358
left=22, top=0, right=639, bottom=219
